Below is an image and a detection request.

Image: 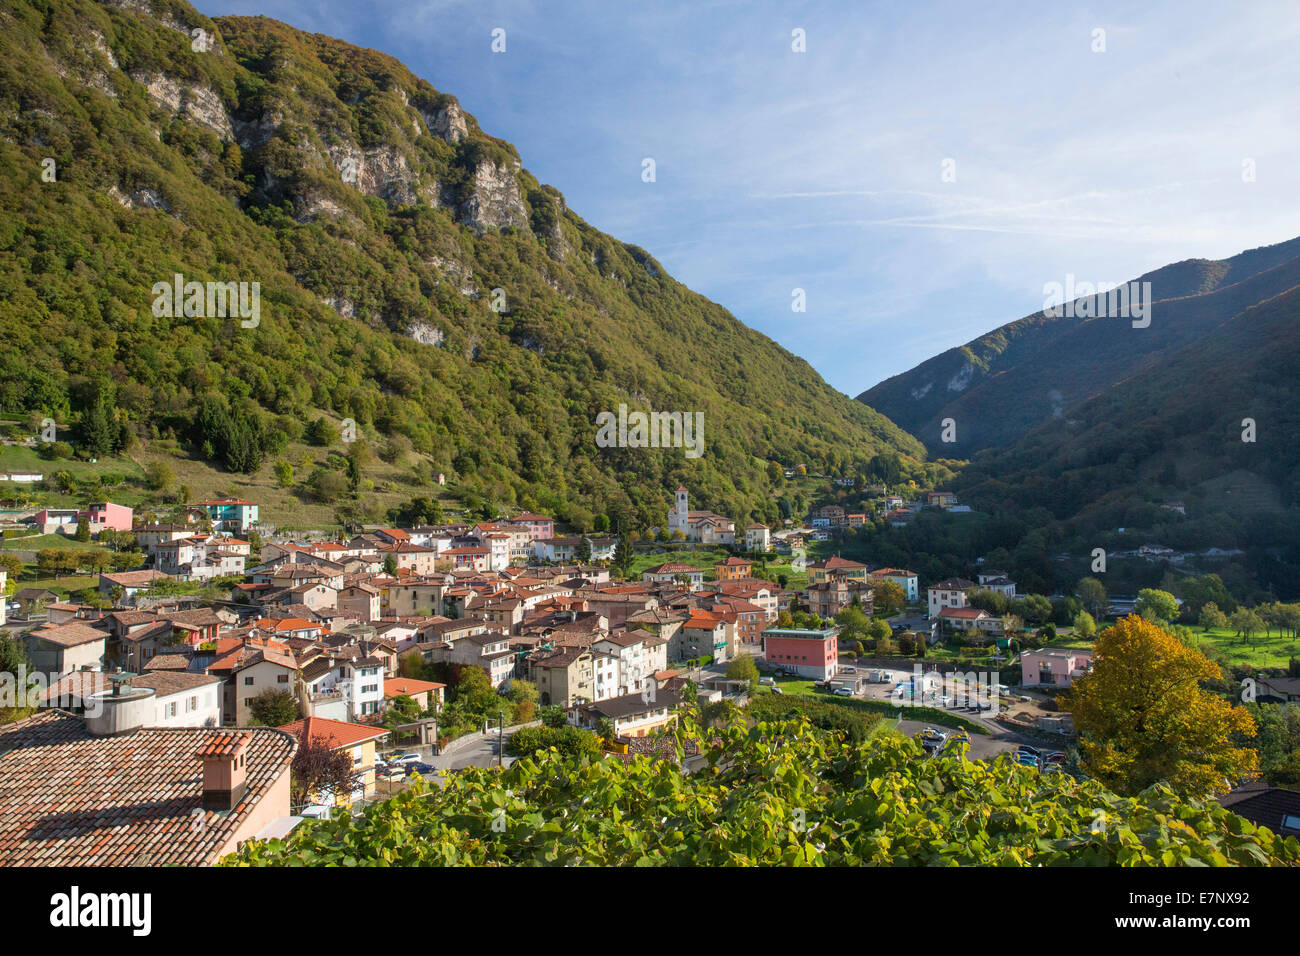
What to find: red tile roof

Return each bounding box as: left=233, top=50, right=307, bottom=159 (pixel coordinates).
left=0, top=712, right=295, bottom=866
left=384, top=677, right=446, bottom=698
left=277, top=716, right=389, bottom=751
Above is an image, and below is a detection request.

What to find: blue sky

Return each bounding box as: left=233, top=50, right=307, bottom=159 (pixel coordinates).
left=198, top=0, right=1300, bottom=396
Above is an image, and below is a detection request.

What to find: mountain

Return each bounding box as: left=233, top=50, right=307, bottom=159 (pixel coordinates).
left=0, top=0, right=942, bottom=531
left=954, top=278, right=1300, bottom=558
left=857, top=236, right=1300, bottom=457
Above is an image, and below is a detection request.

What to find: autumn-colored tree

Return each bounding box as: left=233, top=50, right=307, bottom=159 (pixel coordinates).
left=290, top=734, right=356, bottom=808
left=1067, top=615, right=1258, bottom=798
left=872, top=579, right=906, bottom=615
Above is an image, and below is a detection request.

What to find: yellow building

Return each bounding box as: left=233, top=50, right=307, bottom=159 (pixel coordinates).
left=713, top=556, right=753, bottom=581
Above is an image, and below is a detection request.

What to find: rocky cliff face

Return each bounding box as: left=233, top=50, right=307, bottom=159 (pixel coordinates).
left=58, top=4, right=531, bottom=237
left=460, top=159, right=529, bottom=231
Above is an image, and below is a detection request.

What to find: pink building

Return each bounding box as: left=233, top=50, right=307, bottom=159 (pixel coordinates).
left=761, top=627, right=839, bottom=681
left=507, top=513, right=555, bottom=541
left=34, top=502, right=133, bottom=534
left=85, top=502, right=133, bottom=532
left=1020, top=649, right=1094, bottom=688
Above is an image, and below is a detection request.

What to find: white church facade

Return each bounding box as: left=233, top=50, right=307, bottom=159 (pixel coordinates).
left=666, top=486, right=735, bottom=545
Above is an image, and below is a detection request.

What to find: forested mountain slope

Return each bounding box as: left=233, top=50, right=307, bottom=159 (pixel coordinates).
left=0, top=0, right=942, bottom=529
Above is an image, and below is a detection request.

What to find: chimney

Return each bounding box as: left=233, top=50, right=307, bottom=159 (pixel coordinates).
left=196, top=731, right=251, bottom=812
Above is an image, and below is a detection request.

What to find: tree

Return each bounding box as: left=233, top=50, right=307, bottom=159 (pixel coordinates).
left=247, top=689, right=301, bottom=727
left=1229, top=607, right=1264, bottom=644
left=967, top=587, right=1009, bottom=616
left=872, top=579, right=905, bottom=615
left=290, top=734, right=356, bottom=808
left=0, top=553, right=21, bottom=584
left=383, top=554, right=398, bottom=577
left=80, top=395, right=116, bottom=458
left=1198, top=602, right=1229, bottom=631
left=1067, top=615, right=1259, bottom=797
left=305, top=417, right=337, bottom=445
left=538, top=705, right=567, bottom=729
left=1072, top=610, right=1096, bottom=641
left=144, top=460, right=175, bottom=492
left=73, top=517, right=90, bottom=542
left=385, top=694, right=421, bottom=726
left=307, top=467, right=350, bottom=503
left=725, top=653, right=759, bottom=691
left=506, top=725, right=602, bottom=759
left=833, top=604, right=870, bottom=642
left=864, top=617, right=892, bottom=644
left=1135, top=588, right=1179, bottom=623
left=1011, top=593, right=1053, bottom=626
left=0, top=635, right=36, bottom=723
left=274, top=460, right=294, bottom=488
left=1075, top=577, right=1108, bottom=618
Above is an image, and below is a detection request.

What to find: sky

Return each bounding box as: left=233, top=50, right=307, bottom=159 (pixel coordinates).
left=198, top=0, right=1300, bottom=396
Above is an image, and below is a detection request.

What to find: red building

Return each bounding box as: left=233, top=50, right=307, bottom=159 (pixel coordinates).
left=761, top=627, right=839, bottom=681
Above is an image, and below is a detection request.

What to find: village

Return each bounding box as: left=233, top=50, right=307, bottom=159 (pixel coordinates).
left=2, top=469, right=1298, bottom=866
left=0, top=473, right=1083, bottom=861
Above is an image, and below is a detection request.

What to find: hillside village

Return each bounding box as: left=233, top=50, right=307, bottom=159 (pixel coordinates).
left=5, top=455, right=1300, bottom=866
left=1, top=0, right=1298, bottom=881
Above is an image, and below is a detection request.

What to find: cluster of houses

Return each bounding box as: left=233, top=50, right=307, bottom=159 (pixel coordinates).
left=0, top=480, right=1112, bottom=867
left=802, top=490, right=971, bottom=540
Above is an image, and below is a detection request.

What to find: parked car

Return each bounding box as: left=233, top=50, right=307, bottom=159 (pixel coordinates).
left=840, top=666, right=857, bottom=674
left=1044, top=752, right=1067, bottom=764
left=759, top=677, right=776, bottom=687
left=921, top=727, right=946, bottom=742
left=391, top=753, right=423, bottom=766
left=405, top=762, right=438, bottom=776
left=1016, top=744, right=1042, bottom=759
left=833, top=687, right=853, bottom=697
left=1014, top=752, right=1040, bottom=768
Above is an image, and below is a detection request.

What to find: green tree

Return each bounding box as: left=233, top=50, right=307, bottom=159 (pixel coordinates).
left=725, top=653, right=759, bottom=691
left=1072, top=610, right=1097, bottom=640
left=1229, top=607, right=1264, bottom=644
left=1136, top=588, right=1179, bottom=623
left=144, top=460, right=175, bottom=492
left=274, top=460, right=294, bottom=488
left=1198, top=602, right=1229, bottom=631
left=306, top=417, right=337, bottom=445
left=73, top=517, right=90, bottom=542
left=247, top=689, right=301, bottom=727
left=1075, top=577, right=1108, bottom=618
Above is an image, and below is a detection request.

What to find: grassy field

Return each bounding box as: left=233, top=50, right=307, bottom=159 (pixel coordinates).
left=11, top=573, right=99, bottom=595
left=628, top=546, right=808, bottom=588
left=1186, top=624, right=1298, bottom=669
left=1, top=533, right=113, bottom=551
left=1040, top=622, right=1297, bottom=669
left=2, top=427, right=460, bottom=534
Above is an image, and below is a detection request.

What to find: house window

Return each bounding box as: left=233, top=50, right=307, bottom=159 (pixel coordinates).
left=243, top=676, right=254, bottom=686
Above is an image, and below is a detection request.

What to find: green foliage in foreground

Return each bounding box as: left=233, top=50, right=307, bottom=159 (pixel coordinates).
left=750, top=691, right=989, bottom=737
left=223, top=718, right=1300, bottom=866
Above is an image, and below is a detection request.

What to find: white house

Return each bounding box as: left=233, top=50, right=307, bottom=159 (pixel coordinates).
left=927, top=578, right=976, bottom=618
